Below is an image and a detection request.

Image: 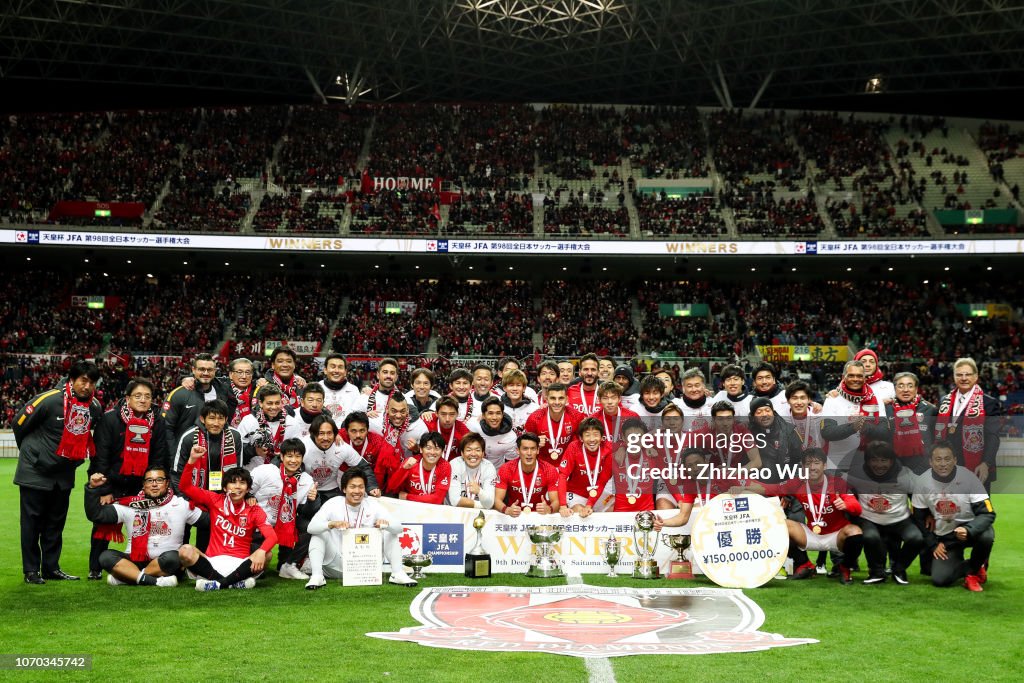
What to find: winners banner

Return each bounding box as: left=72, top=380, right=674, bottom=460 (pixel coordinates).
left=376, top=498, right=691, bottom=575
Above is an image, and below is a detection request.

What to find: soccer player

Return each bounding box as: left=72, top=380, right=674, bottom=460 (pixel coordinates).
left=320, top=353, right=362, bottom=423
left=495, top=358, right=540, bottom=403
left=405, top=368, right=441, bottom=415
left=341, top=412, right=401, bottom=497
left=443, top=368, right=476, bottom=421
left=567, top=353, right=602, bottom=416
left=821, top=360, right=890, bottom=471
left=171, top=400, right=244, bottom=494
left=745, top=449, right=864, bottom=584
left=846, top=441, right=923, bottom=585
left=933, top=357, right=1002, bottom=492
left=598, top=356, right=616, bottom=384
left=711, top=365, right=752, bottom=417
left=654, top=449, right=738, bottom=529
left=249, top=438, right=319, bottom=580
left=371, top=393, right=418, bottom=459
left=557, top=418, right=613, bottom=518
left=447, top=434, right=498, bottom=509
left=535, top=360, right=560, bottom=407
left=84, top=465, right=198, bottom=588
left=264, top=346, right=306, bottom=409
left=891, top=371, right=938, bottom=474
left=596, top=381, right=638, bottom=448
left=237, top=385, right=288, bottom=470
left=469, top=363, right=499, bottom=418
left=500, top=369, right=537, bottom=434
left=786, top=380, right=823, bottom=451
left=751, top=362, right=791, bottom=416
left=912, top=441, right=995, bottom=591
left=701, top=401, right=761, bottom=470
left=89, top=378, right=169, bottom=580
left=284, top=383, right=330, bottom=440
left=494, top=433, right=562, bottom=517
left=386, top=432, right=453, bottom=505
left=304, top=469, right=417, bottom=589
left=355, top=358, right=416, bottom=419
left=302, top=414, right=378, bottom=502
left=407, top=397, right=470, bottom=462
left=179, top=447, right=278, bottom=591
left=469, top=396, right=519, bottom=466
left=632, top=375, right=673, bottom=423
left=524, top=382, right=583, bottom=467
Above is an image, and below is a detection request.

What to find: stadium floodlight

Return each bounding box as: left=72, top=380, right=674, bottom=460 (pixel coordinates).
left=865, top=75, right=884, bottom=94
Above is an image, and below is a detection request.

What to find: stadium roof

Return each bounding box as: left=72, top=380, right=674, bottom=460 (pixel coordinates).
left=2, top=0, right=1023, bottom=114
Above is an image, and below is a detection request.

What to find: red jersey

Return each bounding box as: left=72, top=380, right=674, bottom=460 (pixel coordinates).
left=610, top=447, right=664, bottom=512
left=496, top=459, right=564, bottom=509
left=418, top=415, right=471, bottom=461
left=597, top=406, right=639, bottom=448
left=567, top=383, right=602, bottom=416
left=763, top=477, right=862, bottom=534
left=341, top=431, right=401, bottom=492
left=180, top=461, right=277, bottom=559
left=386, top=457, right=452, bottom=505
left=524, top=407, right=584, bottom=466
left=558, top=440, right=614, bottom=506
left=676, top=474, right=743, bottom=506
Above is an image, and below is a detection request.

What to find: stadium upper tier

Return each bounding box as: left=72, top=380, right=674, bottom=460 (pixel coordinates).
left=1, top=105, right=1019, bottom=238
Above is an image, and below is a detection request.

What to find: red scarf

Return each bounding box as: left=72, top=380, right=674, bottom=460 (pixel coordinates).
left=892, top=395, right=924, bottom=458
left=274, top=464, right=299, bottom=548
left=56, top=382, right=95, bottom=462
left=273, top=373, right=299, bottom=408
left=935, top=385, right=987, bottom=471
left=92, top=489, right=174, bottom=556
left=231, top=384, right=253, bottom=427
left=367, top=384, right=397, bottom=414
left=255, top=405, right=286, bottom=455
left=119, top=401, right=154, bottom=477
left=837, top=380, right=881, bottom=447
left=382, top=414, right=411, bottom=448
left=855, top=349, right=883, bottom=384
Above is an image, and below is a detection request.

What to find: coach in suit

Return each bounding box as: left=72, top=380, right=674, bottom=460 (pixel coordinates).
left=13, top=360, right=103, bottom=584
left=934, top=358, right=1002, bottom=493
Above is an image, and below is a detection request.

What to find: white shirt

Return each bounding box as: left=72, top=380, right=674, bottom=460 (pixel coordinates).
left=820, top=394, right=881, bottom=470
left=300, top=435, right=363, bottom=491
left=323, top=382, right=362, bottom=423
left=711, top=390, right=753, bottom=417
left=308, top=495, right=391, bottom=535
left=109, top=495, right=202, bottom=559
left=249, top=464, right=315, bottom=525
left=502, top=398, right=538, bottom=434
left=467, top=418, right=519, bottom=467
left=847, top=468, right=917, bottom=525
left=446, top=457, right=498, bottom=509
left=284, top=410, right=319, bottom=441
left=869, top=379, right=895, bottom=405
left=787, top=413, right=824, bottom=450
left=673, top=397, right=713, bottom=432
left=236, top=413, right=286, bottom=471
left=369, top=415, right=417, bottom=458
left=911, top=467, right=990, bottom=536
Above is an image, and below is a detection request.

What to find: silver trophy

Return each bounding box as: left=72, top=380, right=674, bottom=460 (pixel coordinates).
left=525, top=525, right=565, bottom=578
left=632, top=511, right=661, bottom=579
left=602, top=533, right=621, bottom=578
left=402, top=553, right=433, bottom=580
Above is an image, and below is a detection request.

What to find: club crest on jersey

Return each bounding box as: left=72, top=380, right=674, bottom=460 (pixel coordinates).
left=368, top=585, right=817, bottom=657
left=935, top=499, right=959, bottom=518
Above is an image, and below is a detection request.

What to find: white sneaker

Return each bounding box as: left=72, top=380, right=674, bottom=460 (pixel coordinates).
left=305, top=575, right=327, bottom=591
left=155, top=576, right=178, bottom=588
left=107, top=574, right=125, bottom=586
left=195, top=579, right=221, bottom=591
left=279, top=563, right=310, bottom=580
left=227, top=577, right=256, bottom=590
left=388, top=573, right=417, bottom=587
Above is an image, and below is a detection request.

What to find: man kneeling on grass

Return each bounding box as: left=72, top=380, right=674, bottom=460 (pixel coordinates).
left=179, top=443, right=278, bottom=591
left=84, top=465, right=200, bottom=587
left=739, top=448, right=864, bottom=585
left=304, top=469, right=417, bottom=590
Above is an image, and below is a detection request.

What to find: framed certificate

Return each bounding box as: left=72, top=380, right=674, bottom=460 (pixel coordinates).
left=341, top=528, right=383, bottom=586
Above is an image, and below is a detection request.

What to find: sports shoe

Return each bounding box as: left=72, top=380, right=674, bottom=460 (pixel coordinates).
left=964, top=574, right=983, bottom=592
left=892, top=570, right=910, bottom=585
left=815, top=565, right=828, bottom=576
left=305, top=575, right=327, bottom=591
left=88, top=571, right=103, bottom=581
left=195, top=579, right=221, bottom=591
left=279, top=563, right=310, bottom=580
left=790, top=562, right=816, bottom=580
left=977, top=565, right=988, bottom=585
left=863, top=573, right=886, bottom=585
left=838, top=565, right=852, bottom=585
left=106, top=574, right=125, bottom=586
left=155, top=576, right=178, bottom=588
left=227, top=578, right=256, bottom=590
left=388, top=573, right=418, bottom=587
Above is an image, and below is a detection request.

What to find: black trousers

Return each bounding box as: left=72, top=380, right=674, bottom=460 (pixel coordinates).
left=931, top=527, right=995, bottom=587
left=859, top=517, right=924, bottom=575
left=20, top=485, right=72, bottom=575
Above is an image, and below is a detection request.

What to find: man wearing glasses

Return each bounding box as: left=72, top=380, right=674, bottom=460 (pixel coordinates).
left=890, top=372, right=938, bottom=475
left=162, top=353, right=238, bottom=460
left=934, top=358, right=1003, bottom=492
left=88, top=378, right=170, bottom=580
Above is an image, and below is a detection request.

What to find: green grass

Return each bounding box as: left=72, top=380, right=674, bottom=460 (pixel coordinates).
left=0, top=460, right=1021, bottom=682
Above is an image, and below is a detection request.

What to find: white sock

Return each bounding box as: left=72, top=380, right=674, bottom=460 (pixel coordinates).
left=308, top=536, right=326, bottom=580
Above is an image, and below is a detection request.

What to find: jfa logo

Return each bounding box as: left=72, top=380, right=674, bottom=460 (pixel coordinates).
left=735, top=498, right=750, bottom=512
left=436, top=240, right=449, bottom=253
left=805, top=241, right=817, bottom=254
left=722, top=499, right=735, bottom=513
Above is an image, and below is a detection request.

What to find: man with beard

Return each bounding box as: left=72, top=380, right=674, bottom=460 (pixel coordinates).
left=751, top=363, right=791, bottom=416
left=469, top=396, right=519, bottom=467
left=748, top=396, right=802, bottom=483
left=846, top=441, right=922, bottom=585
left=494, top=433, right=562, bottom=516
left=263, top=346, right=306, bottom=409
left=933, top=357, right=1002, bottom=492
left=237, top=385, right=288, bottom=471
left=163, top=354, right=238, bottom=459
left=711, top=365, right=752, bottom=417
left=249, top=438, right=319, bottom=580
left=557, top=418, right=613, bottom=519
left=354, top=358, right=417, bottom=419
left=613, top=365, right=641, bottom=411
left=15, top=360, right=104, bottom=584
left=524, top=383, right=583, bottom=467
left=891, top=372, right=938, bottom=474
left=535, top=360, right=560, bottom=408
left=284, top=383, right=331, bottom=441
left=301, top=415, right=378, bottom=502
left=341, top=412, right=400, bottom=498
left=387, top=432, right=453, bottom=505
left=672, top=368, right=713, bottom=432
left=499, top=369, right=537, bottom=435
left=447, top=434, right=497, bottom=509
left=371, top=393, right=419, bottom=460
left=320, top=353, right=361, bottom=423
left=698, top=402, right=761, bottom=471
left=407, top=397, right=470, bottom=462
left=88, top=378, right=170, bottom=580
left=179, top=357, right=255, bottom=428
left=405, top=368, right=441, bottom=416
left=84, top=465, right=199, bottom=587
left=821, top=360, right=890, bottom=472
left=567, top=353, right=602, bottom=416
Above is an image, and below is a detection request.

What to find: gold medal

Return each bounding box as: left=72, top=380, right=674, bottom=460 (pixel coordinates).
left=947, top=422, right=956, bottom=434
left=812, top=524, right=822, bottom=535
left=627, top=495, right=637, bottom=505
left=522, top=504, right=532, bottom=512
left=588, top=488, right=598, bottom=498
left=669, top=478, right=678, bottom=486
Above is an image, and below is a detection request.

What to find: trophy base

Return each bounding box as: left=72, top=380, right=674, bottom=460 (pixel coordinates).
left=464, top=554, right=492, bottom=579
left=526, top=561, right=565, bottom=578
left=667, top=560, right=694, bottom=580
left=632, top=559, right=661, bottom=580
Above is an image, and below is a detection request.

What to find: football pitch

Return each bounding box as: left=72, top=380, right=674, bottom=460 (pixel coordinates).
left=0, top=459, right=1020, bottom=682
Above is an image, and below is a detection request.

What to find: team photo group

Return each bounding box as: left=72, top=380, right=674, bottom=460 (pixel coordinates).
left=13, top=346, right=999, bottom=593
